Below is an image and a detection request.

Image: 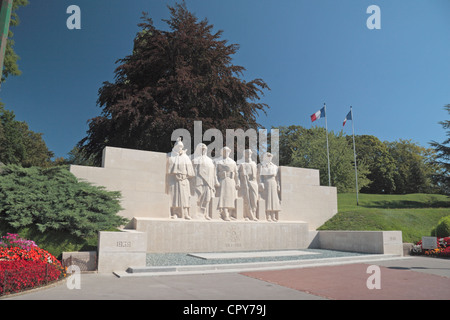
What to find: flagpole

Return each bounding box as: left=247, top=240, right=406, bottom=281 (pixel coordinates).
left=324, top=103, right=331, bottom=187
left=350, top=106, right=359, bottom=206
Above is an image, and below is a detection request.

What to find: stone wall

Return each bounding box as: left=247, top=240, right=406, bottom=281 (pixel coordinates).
left=70, top=147, right=170, bottom=222
left=280, top=166, right=337, bottom=230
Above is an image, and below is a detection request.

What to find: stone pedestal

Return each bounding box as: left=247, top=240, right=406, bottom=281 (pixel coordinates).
left=97, top=231, right=147, bottom=273
left=131, top=218, right=309, bottom=253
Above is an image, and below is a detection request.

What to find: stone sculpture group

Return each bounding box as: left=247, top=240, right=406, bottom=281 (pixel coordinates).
left=166, top=138, right=281, bottom=222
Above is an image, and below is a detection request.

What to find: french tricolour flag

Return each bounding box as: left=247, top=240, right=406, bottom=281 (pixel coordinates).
left=343, top=110, right=352, bottom=127
left=311, top=107, right=326, bottom=122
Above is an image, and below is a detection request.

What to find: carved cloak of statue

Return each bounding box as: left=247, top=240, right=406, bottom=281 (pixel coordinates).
left=216, top=147, right=239, bottom=211
left=192, top=143, right=217, bottom=214
left=166, top=139, right=195, bottom=210
left=258, top=153, right=281, bottom=216
left=238, top=149, right=258, bottom=220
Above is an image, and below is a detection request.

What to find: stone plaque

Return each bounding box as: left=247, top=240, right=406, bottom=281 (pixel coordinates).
left=422, top=236, right=437, bottom=250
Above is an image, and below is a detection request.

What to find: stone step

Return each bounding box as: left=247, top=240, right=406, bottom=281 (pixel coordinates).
left=113, top=253, right=405, bottom=278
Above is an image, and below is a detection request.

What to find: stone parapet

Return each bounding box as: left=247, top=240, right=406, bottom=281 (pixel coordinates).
left=317, top=230, right=403, bottom=256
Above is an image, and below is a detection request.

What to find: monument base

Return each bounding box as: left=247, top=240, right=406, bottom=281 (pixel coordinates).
left=131, top=217, right=310, bottom=253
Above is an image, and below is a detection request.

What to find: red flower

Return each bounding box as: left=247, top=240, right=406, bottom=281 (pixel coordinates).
left=0, top=260, right=62, bottom=295
left=0, top=235, right=66, bottom=296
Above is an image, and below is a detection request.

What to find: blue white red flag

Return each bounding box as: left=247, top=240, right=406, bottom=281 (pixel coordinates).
left=343, top=110, right=352, bottom=126
left=311, top=107, right=326, bottom=122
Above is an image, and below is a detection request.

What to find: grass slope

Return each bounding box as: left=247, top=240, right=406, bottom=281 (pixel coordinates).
left=318, top=193, right=450, bottom=243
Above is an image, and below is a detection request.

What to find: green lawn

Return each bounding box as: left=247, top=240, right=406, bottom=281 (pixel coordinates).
left=318, top=193, right=450, bottom=243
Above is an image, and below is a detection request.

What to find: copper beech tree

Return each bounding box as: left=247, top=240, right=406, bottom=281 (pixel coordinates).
left=79, top=3, right=269, bottom=165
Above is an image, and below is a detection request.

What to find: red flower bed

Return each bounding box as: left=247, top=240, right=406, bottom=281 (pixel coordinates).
left=0, top=245, right=61, bottom=264
left=0, top=234, right=66, bottom=296
left=0, top=260, right=62, bottom=295
left=411, top=236, right=450, bottom=258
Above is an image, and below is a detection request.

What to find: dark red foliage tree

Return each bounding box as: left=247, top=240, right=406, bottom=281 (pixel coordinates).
left=78, top=2, right=269, bottom=165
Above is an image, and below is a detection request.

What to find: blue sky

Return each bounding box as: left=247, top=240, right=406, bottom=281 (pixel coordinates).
left=0, top=0, right=449, bottom=159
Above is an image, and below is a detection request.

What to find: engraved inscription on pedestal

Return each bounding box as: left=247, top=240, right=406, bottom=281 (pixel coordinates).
left=224, top=225, right=242, bottom=249
left=116, top=241, right=132, bottom=248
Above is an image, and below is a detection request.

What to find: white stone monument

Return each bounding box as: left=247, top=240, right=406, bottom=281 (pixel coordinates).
left=70, top=145, right=338, bottom=254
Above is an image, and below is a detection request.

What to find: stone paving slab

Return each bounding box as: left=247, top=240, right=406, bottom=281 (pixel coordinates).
left=187, top=250, right=319, bottom=260
left=3, top=272, right=324, bottom=300
left=242, top=262, right=450, bottom=300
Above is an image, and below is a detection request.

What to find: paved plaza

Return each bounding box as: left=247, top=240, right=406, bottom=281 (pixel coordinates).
left=3, top=256, right=449, bottom=301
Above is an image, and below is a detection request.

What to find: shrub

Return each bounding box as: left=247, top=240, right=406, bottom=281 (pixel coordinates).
left=0, top=165, right=127, bottom=237
left=432, top=215, right=450, bottom=238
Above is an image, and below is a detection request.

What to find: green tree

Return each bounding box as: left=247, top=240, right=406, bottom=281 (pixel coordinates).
left=0, top=105, right=54, bottom=167
left=351, top=135, right=396, bottom=194
left=278, top=125, right=303, bottom=166
left=2, top=0, right=29, bottom=82
left=0, top=104, right=25, bottom=163
left=386, top=139, right=438, bottom=194
left=279, top=125, right=370, bottom=192
left=78, top=2, right=269, bottom=165
left=65, top=145, right=98, bottom=166
left=430, top=104, right=450, bottom=194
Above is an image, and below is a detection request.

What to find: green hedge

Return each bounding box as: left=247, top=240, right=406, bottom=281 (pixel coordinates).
left=432, top=216, right=450, bottom=237
left=0, top=165, right=127, bottom=238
